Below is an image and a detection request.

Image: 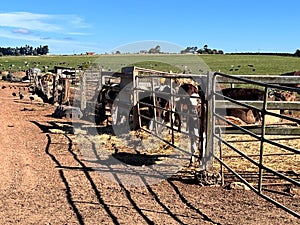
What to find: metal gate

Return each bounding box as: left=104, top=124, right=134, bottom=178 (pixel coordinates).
left=132, top=68, right=210, bottom=169
left=209, top=72, right=300, bottom=218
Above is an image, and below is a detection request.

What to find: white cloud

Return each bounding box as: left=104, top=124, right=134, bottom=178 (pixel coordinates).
left=0, top=28, right=83, bottom=44
left=0, top=27, right=102, bottom=54
left=0, top=12, right=96, bottom=54
left=0, top=12, right=60, bottom=32
left=0, top=12, right=90, bottom=33
left=12, top=28, right=32, bottom=34
left=67, top=32, right=91, bottom=36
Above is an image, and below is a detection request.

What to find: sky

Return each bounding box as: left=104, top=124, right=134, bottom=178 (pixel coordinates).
left=0, top=0, right=299, bottom=55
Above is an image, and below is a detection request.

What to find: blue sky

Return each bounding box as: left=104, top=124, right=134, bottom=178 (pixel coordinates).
left=0, top=0, right=299, bottom=54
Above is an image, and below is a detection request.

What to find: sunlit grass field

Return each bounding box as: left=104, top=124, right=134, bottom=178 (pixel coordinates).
left=1, top=54, right=300, bottom=75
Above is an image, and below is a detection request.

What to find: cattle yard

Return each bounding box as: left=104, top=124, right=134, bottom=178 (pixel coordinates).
left=71, top=66, right=300, bottom=218
left=1, top=55, right=300, bottom=224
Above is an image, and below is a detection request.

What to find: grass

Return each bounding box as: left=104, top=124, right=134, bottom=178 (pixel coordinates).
left=1, top=54, right=300, bottom=75
left=0, top=55, right=98, bottom=73
left=127, top=61, right=182, bottom=73
left=200, top=54, right=300, bottom=75
left=91, top=54, right=209, bottom=73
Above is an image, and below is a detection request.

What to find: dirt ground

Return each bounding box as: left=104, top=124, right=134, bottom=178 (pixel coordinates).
left=0, top=81, right=299, bottom=225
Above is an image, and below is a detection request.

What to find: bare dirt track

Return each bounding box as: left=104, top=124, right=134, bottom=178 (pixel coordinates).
left=0, top=81, right=299, bottom=225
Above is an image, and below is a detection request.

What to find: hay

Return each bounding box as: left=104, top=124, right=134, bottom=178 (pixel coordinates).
left=214, top=134, right=300, bottom=176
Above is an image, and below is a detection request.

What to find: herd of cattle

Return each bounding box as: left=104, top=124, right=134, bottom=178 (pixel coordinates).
left=94, top=71, right=299, bottom=165
left=97, top=76, right=299, bottom=129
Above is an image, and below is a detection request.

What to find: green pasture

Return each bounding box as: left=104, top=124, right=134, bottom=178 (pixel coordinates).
left=0, top=55, right=98, bottom=73
left=201, top=54, right=300, bottom=75
left=1, top=54, right=300, bottom=75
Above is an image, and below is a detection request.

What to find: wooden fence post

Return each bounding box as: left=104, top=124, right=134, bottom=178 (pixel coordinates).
left=52, top=74, right=57, bottom=104
left=62, top=78, right=70, bottom=104
left=132, top=74, right=140, bottom=130
left=204, top=71, right=215, bottom=170
left=80, top=73, right=87, bottom=111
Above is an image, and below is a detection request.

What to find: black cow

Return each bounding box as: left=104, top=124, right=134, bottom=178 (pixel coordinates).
left=138, top=85, right=174, bottom=132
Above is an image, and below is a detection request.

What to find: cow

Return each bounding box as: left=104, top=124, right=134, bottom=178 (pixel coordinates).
left=280, top=71, right=300, bottom=92
left=173, top=83, right=207, bottom=166
left=218, top=87, right=297, bottom=124
left=138, top=85, right=176, bottom=132
left=95, top=84, right=119, bottom=125
left=140, top=82, right=207, bottom=165
left=216, top=88, right=267, bottom=124
left=174, top=83, right=205, bottom=132
left=271, top=90, right=298, bottom=115
left=187, top=92, right=207, bottom=166
left=277, top=71, right=300, bottom=116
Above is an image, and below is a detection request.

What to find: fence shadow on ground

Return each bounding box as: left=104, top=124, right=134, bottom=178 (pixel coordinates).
left=31, top=120, right=222, bottom=225
left=31, top=120, right=74, bottom=134
left=44, top=132, right=119, bottom=225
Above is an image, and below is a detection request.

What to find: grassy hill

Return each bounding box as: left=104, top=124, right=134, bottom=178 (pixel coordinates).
left=1, top=54, right=300, bottom=75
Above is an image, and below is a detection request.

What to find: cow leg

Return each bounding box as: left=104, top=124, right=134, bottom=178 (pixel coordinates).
left=111, top=104, right=118, bottom=125
left=157, top=115, right=165, bottom=133
left=200, top=132, right=206, bottom=160
left=189, top=127, right=200, bottom=166
left=149, top=119, right=155, bottom=131
left=177, top=113, right=181, bottom=132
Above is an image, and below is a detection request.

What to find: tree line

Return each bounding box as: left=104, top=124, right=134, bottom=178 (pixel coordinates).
left=181, top=44, right=224, bottom=54
left=181, top=45, right=300, bottom=57
left=229, top=49, right=300, bottom=57
left=0, top=45, right=49, bottom=56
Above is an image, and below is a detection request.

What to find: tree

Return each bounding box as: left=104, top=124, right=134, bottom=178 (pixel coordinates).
left=42, top=45, right=49, bottom=55
left=295, top=49, right=300, bottom=57
left=149, top=45, right=161, bottom=54
left=181, top=46, right=199, bottom=54
left=29, top=46, right=33, bottom=55
left=182, top=44, right=225, bottom=55
left=196, top=48, right=203, bottom=54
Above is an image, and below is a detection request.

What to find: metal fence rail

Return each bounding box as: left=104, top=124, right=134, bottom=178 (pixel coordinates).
left=209, top=72, right=300, bottom=218
left=134, top=73, right=207, bottom=160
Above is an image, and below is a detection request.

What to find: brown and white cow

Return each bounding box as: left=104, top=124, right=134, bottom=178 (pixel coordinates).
left=175, top=83, right=207, bottom=165
left=280, top=71, right=300, bottom=91
left=271, top=90, right=298, bottom=115
left=218, top=88, right=268, bottom=124
left=218, top=87, right=297, bottom=124
left=218, top=87, right=290, bottom=124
